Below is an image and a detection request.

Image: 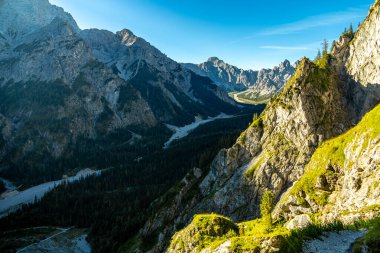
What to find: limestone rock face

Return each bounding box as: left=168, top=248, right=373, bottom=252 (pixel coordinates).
left=345, top=2, right=380, bottom=115
left=274, top=104, right=380, bottom=224
left=187, top=58, right=351, bottom=221
left=269, top=1, right=380, bottom=227
left=285, top=214, right=312, bottom=230
left=0, top=0, right=79, bottom=40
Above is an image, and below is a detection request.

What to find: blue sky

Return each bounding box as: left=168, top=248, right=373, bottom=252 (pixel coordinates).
left=49, top=0, right=373, bottom=70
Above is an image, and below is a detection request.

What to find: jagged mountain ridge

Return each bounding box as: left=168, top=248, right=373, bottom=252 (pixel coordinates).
left=129, top=1, right=380, bottom=252
left=0, top=0, right=240, bottom=184
left=183, top=57, right=295, bottom=100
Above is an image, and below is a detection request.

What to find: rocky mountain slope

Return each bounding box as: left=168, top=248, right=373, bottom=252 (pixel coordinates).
left=128, top=1, right=380, bottom=252
left=183, top=57, right=295, bottom=102
left=167, top=96, right=380, bottom=253
left=0, top=0, right=240, bottom=184
left=274, top=103, right=380, bottom=225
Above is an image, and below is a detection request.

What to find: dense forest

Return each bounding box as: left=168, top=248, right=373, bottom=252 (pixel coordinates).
left=0, top=106, right=264, bottom=253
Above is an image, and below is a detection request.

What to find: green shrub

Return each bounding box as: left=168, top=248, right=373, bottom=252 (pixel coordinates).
left=260, top=190, right=274, bottom=232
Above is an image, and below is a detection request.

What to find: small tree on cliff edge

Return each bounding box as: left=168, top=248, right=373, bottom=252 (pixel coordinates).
left=260, top=190, right=274, bottom=232
left=315, top=49, right=322, bottom=61
left=322, top=39, right=329, bottom=56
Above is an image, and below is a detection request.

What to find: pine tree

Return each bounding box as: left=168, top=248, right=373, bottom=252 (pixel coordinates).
left=315, top=49, right=322, bottom=61
left=322, top=39, right=329, bottom=56
left=349, top=23, right=354, bottom=34
left=330, top=40, right=336, bottom=53
left=260, top=190, right=274, bottom=232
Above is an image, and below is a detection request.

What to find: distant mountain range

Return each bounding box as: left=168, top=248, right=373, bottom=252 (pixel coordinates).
left=183, top=57, right=296, bottom=103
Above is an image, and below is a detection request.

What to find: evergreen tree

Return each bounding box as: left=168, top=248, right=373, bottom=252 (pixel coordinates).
left=330, top=40, right=336, bottom=53
left=315, top=49, right=322, bottom=61
left=322, top=39, right=329, bottom=56
left=260, top=190, right=274, bottom=232
left=349, top=23, right=354, bottom=34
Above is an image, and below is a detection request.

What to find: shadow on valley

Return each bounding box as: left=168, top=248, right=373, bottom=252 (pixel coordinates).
left=0, top=105, right=264, bottom=253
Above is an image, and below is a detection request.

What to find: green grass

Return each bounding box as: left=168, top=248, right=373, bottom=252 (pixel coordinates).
left=170, top=214, right=290, bottom=252
left=169, top=214, right=239, bottom=252
left=170, top=212, right=380, bottom=252
left=245, top=154, right=266, bottom=178
left=230, top=90, right=272, bottom=105
left=352, top=217, right=380, bottom=252
left=284, top=103, right=380, bottom=207
left=228, top=91, right=238, bottom=97
left=238, top=218, right=289, bottom=238
left=237, top=93, right=271, bottom=105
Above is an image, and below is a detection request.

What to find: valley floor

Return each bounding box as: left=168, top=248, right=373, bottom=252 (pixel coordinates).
left=163, top=113, right=234, bottom=149
left=0, top=169, right=102, bottom=218
left=1, top=227, right=90, bottom=253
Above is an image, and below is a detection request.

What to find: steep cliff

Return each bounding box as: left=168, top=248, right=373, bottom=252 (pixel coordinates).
left=167, top=104, right=380, bottom=253
left=133, top=56, right=354, bottom=252
left=274, top=103, right=380, bottom=225
left=135, top=1, right=380, bottom=252
left=185, top=57, right=352, bottom=221
left=345, top=0, right=380, bottom=115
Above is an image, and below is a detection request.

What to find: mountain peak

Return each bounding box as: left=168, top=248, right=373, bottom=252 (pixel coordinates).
left=116, top=28, right=138, bottom=46
left=281, top=59, right=291, bottom=67
left=207, top=56, right=222, bottom=63
left=0, top=0, right=79, bottom=39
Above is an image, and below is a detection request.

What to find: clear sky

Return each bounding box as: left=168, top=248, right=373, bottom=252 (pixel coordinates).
left=49, top=0, right=373, bottom=70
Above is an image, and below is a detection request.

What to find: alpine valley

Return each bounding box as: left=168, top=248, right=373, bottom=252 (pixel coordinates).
left=0, top=0, right=379, bottom=253
left=183, top=58, right=296, bottom=104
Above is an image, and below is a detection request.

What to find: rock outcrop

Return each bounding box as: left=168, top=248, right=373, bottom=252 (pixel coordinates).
left=345, top=0, right=380, bottom=115
left=167, top=214, right=289, bottom=253
left=274, top=103, right=380, bottom=225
